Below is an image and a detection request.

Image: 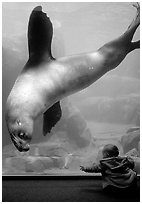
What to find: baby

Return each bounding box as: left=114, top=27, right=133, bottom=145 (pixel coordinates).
left=80, top=144, right=137, bottom=193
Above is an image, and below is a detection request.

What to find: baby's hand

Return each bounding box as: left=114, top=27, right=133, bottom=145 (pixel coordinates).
left=80, top=165, right=85, bottom=171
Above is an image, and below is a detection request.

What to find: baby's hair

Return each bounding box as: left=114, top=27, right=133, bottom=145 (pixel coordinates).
left=102, top=144, right=119, bottom=158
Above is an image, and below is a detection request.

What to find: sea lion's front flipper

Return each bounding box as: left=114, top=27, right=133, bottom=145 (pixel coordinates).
left=27, top=6, right=53, bottom=65
left=43, top=101, right=62, bottom=136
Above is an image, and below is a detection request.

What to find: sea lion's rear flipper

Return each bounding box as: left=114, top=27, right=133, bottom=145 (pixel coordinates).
left=27, top=6, right=53, bottom=65
left=43, top=101, right=62, bottom=136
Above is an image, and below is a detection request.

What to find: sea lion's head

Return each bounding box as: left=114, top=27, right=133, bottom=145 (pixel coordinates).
left=6, top=111, right=33, bottom=152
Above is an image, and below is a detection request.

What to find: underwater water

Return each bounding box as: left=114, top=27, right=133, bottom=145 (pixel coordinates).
left=2, top=2, right=140, bottom=175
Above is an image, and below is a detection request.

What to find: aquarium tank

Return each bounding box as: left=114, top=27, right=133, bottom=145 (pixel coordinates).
left=2, top=2, right=140, bottom=175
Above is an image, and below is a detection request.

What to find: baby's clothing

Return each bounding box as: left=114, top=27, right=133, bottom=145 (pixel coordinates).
left=83, top=156, right=137, bottom=189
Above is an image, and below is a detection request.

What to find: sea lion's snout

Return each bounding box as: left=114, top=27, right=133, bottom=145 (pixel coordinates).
left=5, top=110, right=33, bottom=152
left=10, top=132, right=31, bottom=152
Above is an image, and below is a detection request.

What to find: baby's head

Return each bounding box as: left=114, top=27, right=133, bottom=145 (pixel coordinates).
left=102, top=144, right=119, bottom=158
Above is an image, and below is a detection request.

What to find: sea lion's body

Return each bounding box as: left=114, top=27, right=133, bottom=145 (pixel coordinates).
left=7, top=52, right=105, bottom=120
left=5, top=4, right=140, bottom=152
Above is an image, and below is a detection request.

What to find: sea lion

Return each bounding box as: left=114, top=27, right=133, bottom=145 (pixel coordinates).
left=5, top=4, right=140, bottom=152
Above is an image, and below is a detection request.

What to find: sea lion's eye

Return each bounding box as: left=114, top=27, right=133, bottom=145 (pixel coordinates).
left=18, top=132, right=25, bottom=139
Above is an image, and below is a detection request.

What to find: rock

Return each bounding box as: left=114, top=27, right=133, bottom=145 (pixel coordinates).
left=125, top=148, right=139, bottom=157
left=4, top=156, right=27, bottom=172
left=121, top=128, right=140, bottom=154
left=132, top=157, right=140, bottom=174
left=3, top=155, right=65, bottom=173
left=54, top=99, right=92, bottom=148
left=126, top=127, right=140, bottom=133
left=25, top=157, right=54, bottom=172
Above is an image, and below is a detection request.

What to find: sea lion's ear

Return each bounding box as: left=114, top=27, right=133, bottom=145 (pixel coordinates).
left=27, top=6, right=53, bottom=64
left=43, top=101, right=62, bottom=136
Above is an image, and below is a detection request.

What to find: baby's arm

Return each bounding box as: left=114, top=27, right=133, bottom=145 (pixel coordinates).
left=80, top=163, right=101, bottom=173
